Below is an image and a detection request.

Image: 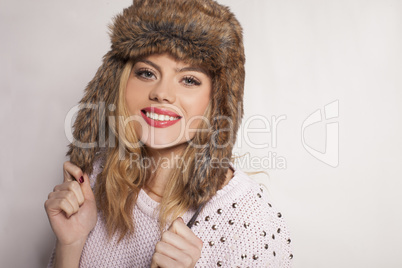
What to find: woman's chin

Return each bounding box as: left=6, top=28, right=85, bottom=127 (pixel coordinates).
left=142, top=139, right=188, bottom=151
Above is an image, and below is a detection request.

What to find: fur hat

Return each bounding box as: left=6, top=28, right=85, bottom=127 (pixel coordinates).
left=67, top=0, right=245, bottom=194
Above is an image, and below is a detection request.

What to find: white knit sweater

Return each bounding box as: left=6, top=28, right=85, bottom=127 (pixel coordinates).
left=47, top=160, right=293, bottom=267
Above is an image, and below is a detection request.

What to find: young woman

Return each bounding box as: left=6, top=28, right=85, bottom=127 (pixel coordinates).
left=45, top=0, right=293, bottom=267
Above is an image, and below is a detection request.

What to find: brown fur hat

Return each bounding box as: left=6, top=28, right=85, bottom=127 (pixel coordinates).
left=67, top=0, right=245, bottom=193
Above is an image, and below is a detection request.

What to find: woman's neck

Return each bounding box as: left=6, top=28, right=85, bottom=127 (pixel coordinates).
left=143, top=156, right=235, bottom=203
left=143, top=144, right=185, bottom=202
left=142, top=144, right=235, bottom=203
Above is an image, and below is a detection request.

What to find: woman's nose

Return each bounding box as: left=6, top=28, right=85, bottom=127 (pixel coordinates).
left=149, top=79, right=176, bottom=103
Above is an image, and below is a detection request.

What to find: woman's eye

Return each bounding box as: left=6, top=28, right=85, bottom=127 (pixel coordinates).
left=183, top=76, right=201, bottom=86
left=135, top=69, right=156, bottom=79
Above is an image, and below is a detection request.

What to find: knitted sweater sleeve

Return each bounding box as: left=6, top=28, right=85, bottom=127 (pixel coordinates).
left=189, top=175, right=293, bottom=267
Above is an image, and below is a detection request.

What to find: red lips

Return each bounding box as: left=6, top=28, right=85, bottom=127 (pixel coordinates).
left=141, top=107, right=182, bottom=128
left=142, top=107, right=181, bottom=117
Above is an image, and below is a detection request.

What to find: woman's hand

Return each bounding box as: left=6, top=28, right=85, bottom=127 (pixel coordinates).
left=44, top=161, right=98, bottom=247
left=151, top=217, right=203, bottom=268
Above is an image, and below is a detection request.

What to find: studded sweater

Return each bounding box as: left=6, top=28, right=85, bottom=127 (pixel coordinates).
left=47, top=160, right=293, bottom=267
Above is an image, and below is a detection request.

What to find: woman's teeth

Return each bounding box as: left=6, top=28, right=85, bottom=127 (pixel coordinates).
left=146, top=112, right=179, bottom=121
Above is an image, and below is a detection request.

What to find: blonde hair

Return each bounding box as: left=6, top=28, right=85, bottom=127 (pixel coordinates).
left=94, top=60, right=217, bottom=241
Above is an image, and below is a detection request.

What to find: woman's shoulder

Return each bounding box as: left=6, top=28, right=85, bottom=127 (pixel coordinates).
left=206, top=164, right=282, bottom=212
left=205, top=165, right=291, bottom=235
left=189, top=165, right=294, bottom=267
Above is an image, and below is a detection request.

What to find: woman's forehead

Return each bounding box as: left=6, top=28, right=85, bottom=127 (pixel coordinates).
left=133, top=53, right=212, bottom=76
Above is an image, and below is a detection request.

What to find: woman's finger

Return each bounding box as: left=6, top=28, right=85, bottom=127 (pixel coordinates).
left=150, top=252, right=179, bottom=268
left=154, top=241, right=192, bottom=265
left=48, top=190, right=80, bottom=215
left=62, top=161, right=95, bottom=201
left=63, top=161, right=84, bottom=183
left=45, top=194, right=75, bottom=218
left=168, top=217, right=203, bottom=250
left=78, top=173, right=95, bottom=201
left=160, top=230, right=201, bottom=266
left=160, top=230, right=189, bottom=251
left=53, top=181, right=85, bottom=206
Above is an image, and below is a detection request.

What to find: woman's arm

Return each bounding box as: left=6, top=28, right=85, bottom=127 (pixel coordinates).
left=52, top=239, right=87, bottom=268
left=45, top=161, right=98, bottom=268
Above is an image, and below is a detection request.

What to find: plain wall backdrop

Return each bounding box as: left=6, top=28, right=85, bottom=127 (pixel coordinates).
left=1, top=0, right=401, bottom=267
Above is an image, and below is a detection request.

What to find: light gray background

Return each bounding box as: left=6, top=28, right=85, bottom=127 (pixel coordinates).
left=1, top=0, right=401, bottom=267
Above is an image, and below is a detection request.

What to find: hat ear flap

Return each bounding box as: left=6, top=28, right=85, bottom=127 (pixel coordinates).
left=191, top=76, right=235, bottom=201
left=66, top=52, right=123, bottom=175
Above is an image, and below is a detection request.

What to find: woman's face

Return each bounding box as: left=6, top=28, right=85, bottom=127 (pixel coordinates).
left=125, top=53, right=212, bottom=152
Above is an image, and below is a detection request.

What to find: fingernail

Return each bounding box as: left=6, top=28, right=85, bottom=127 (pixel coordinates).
left=79, top=176, right=84, bottom=184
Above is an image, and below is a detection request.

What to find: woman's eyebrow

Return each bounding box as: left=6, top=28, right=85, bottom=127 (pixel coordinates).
left=137, top=59, right=207, bottom=76
left=137, top=59, right=162, bottom=73
left=177, top=67, right=208, bottom=76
